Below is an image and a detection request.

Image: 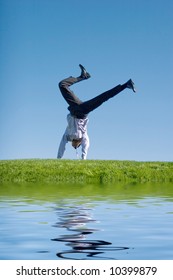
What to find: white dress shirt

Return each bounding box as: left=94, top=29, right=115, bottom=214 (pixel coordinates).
left=57, top=114, right=90, bottom=159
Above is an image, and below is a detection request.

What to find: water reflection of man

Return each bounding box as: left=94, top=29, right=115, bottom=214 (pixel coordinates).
left=57, top=64, right=136, bottom=159
left=52, top=204, right=129, bottom=260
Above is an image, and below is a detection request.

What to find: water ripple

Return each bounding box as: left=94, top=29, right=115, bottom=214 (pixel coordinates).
left=52, top=203, right=129, bottom=260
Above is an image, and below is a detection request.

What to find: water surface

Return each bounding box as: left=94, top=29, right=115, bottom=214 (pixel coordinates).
left=0, top=182, right=173, bottom=260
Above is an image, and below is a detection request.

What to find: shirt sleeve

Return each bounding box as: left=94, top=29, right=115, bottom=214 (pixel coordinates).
left=57, top=133, right=68, bottom=159
left=81, top=133, right=90, bottom=160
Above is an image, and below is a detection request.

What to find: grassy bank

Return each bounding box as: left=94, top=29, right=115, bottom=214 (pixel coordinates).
left=0, top=159, right=173, bottom=183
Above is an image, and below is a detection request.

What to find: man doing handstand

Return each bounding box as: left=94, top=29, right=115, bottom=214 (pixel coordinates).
left=57, top=64, right=136, bottom=159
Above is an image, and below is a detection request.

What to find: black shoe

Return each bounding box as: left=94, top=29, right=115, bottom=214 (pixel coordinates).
left=79, top=64, right=91, bottom=79
left=126, top=79, right=136, bottom=93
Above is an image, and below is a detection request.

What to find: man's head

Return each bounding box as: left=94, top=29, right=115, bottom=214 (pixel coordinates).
left=71, top=138, right=82, bottom=149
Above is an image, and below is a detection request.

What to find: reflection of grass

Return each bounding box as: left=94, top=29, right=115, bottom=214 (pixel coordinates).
left=1, top=181, right=173, bottom=202
left=0, top=159, right=172, bottom=183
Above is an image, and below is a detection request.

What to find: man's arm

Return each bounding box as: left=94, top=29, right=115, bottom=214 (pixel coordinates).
left=81, top=133, right=90, bottom=160
left=57, top=133, right=68, bottom=159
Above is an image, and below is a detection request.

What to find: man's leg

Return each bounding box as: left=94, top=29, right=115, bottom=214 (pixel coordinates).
left=77, top=79, right=136, bottom=114
left=59, top=64, right=91, bottom=107
left=78, top=83, right=126, bottom=114
left=59, top=76, right=83, bottom=106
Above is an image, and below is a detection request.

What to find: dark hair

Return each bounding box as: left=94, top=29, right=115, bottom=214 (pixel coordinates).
left=72, top=138, right=82, bottom=149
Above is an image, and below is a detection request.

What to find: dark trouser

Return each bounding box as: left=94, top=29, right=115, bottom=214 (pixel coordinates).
left=59, top=76, right=127, bottom=119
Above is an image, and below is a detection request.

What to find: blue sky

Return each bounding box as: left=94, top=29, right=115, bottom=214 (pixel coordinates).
left=0, top=0, right=173, bottom=161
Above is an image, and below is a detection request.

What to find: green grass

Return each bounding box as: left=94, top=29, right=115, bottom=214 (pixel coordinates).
left=0, top=159, right=173, bottom=183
